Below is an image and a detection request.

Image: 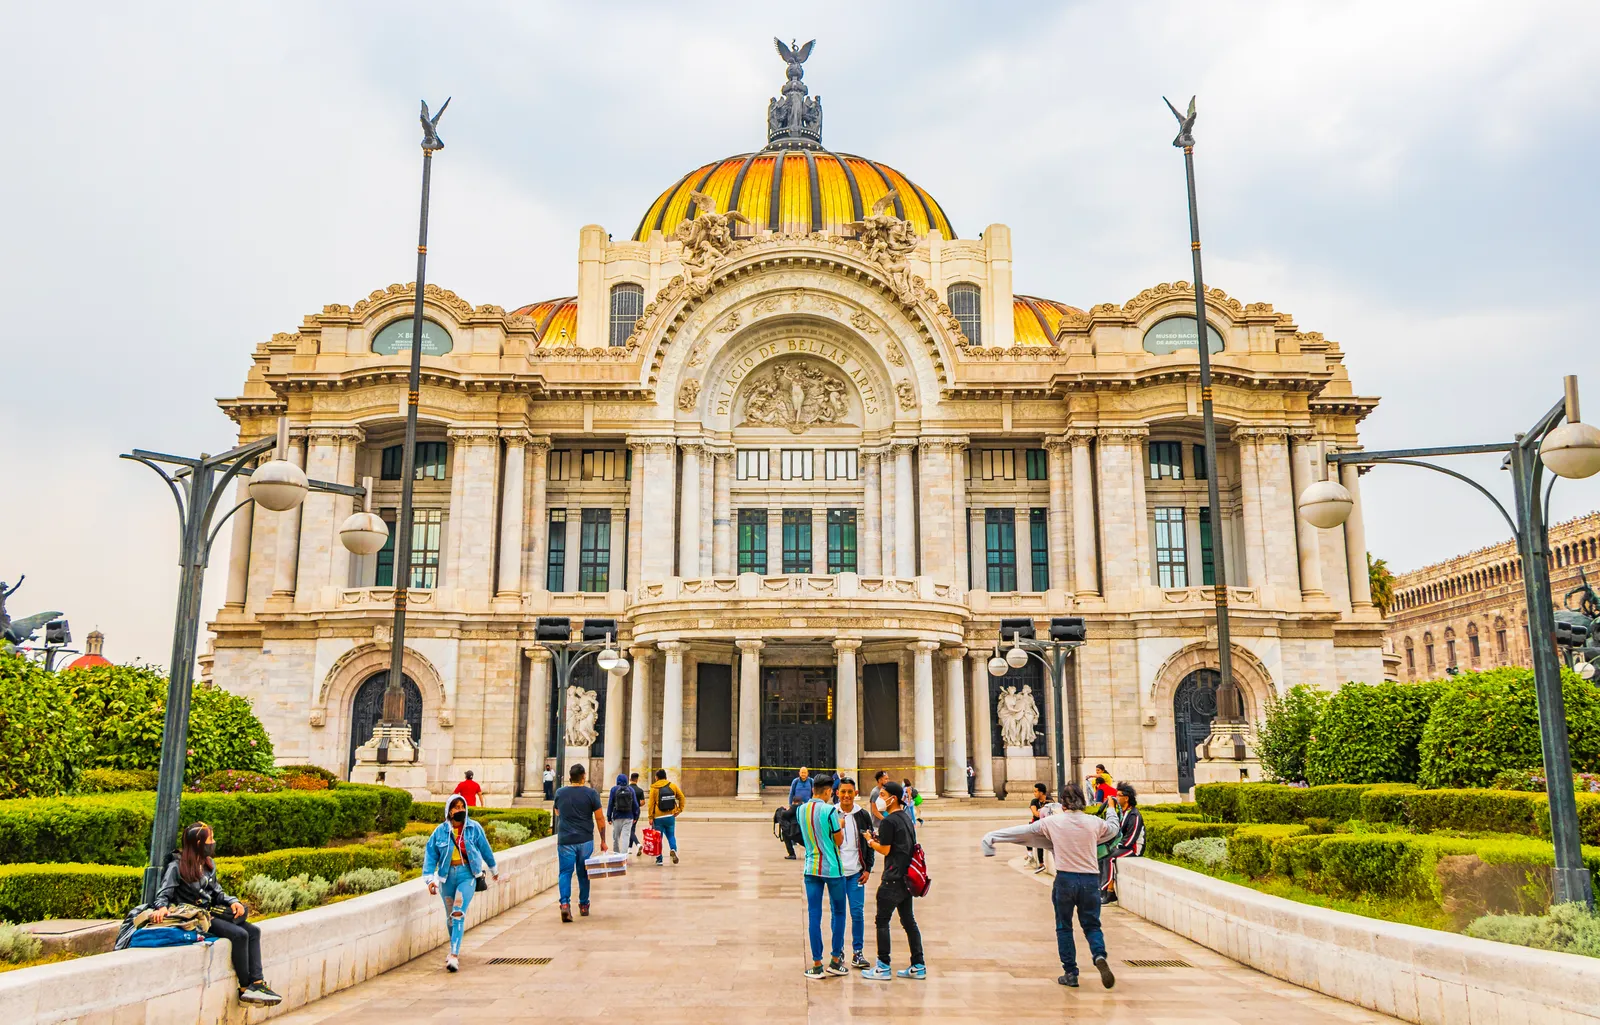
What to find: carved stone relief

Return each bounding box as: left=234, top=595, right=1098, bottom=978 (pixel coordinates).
left=896, top=380, right=917, bottom=411
left=739, top=358, right=853, bottom=433
left=677, top=379, right=701, bottom=412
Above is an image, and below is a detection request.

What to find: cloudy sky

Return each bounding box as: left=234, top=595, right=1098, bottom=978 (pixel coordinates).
left=4, top=1, right=1597, bottom=667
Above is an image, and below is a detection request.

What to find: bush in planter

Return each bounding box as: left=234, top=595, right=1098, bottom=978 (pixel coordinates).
left=333, top=867, right=401, bottom=895
left=243, top=872, right=330, bottom=914
left=76, top=768, right=158, bottom=794
left=336, top=783, right=412, bottom=834
left=0, top=793, right=153, bottom=866
left=0, top=862, right=144, bottom=921
left=1305, top=681, right=1440, bottom=786
left=1257, top=685, right=1327, bottom=784
left=213, top=843, right=407, bottom=892
left=488, top=821, right=532, bottom=848
left=191, top=770, right=284, bottom=794
left=1419, top=668, right=1600, bottom=790
left=1492, top=767, right=1600, bottom=793
left=276, top=765, right=338, bottom=786
left=1170, top=836, right=1228, bottom=869
left=0, top=919, right=43, bottom=964
left=0, top=653, right=93, bottom=799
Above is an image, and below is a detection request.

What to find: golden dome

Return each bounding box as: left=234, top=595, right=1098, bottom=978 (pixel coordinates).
left=1013, top=295, right=1082, bottom=347
left=512, top=296, right=578, bottom=345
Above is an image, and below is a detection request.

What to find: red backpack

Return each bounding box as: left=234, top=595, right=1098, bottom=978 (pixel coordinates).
left=906, top=842, right=931, bottom=897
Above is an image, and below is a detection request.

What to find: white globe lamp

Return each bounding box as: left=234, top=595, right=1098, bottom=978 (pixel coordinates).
left=987, top=653, right=1008, bottom=677
left=249, top=459, right=309, bottom=512
left=597, top=642, right=622, bottom=674
left=1540, top=421, right=1600, bottom=480
left=1005, top=644, right=1029, bottom=670
left=1298, top=479, right=1355, bottom=530
left=339, top=511, right=390, bottom=555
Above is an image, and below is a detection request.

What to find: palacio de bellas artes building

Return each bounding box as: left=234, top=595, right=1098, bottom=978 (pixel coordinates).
left=203, top=43, right=1386, bottom=807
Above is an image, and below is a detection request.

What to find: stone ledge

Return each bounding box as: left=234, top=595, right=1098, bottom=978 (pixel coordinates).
left=1117, top=857, right=1600, bottom=1025
left=1, top=835, right=557, bottom=1025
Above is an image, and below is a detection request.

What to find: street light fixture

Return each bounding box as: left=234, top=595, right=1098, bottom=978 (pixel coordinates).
left=535, top=617, right=626, bottom=792
left=986, top=647, right=1009, bottom=679
left=1296, top=374, right=1598, bottom=909
left=989, top=617, right=1087, bottom=801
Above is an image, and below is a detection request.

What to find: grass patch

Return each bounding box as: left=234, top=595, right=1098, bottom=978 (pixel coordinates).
left=0, top=950, right=80, bottom=974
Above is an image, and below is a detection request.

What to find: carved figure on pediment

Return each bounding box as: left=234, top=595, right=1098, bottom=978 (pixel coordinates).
left=753, top=296, right=782, bottom=316
left=678, top=378, right=701, bottom=412
left=675, top=191, right=751, bottom=295
left=739, top=359, right=853, bottom=434
left=896, top=380, right=916, bottom=411
left=718, top=311, right=741, bottom=333
left=884, top=338, right=905, bottom=366
left=686, top=337, right=709, bottom=368
left=849, top=309, right=879, bottom=335
left=846, top=191, right=920, bottom=302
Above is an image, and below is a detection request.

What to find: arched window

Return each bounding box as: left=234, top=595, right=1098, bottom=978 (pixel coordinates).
left=1495, top=617, right=1508, bottom=662
left=608, top=283, right=645, bottom=347
left=1467, top=622, right=1480, bottom=661
left=947, top=283, right=982, bottom=345
left=1444, top=627, right=1457, bottom=667
left=1424, top=632, right=1435, bottom=671
left=1403, top=636, right=1415, bottom=676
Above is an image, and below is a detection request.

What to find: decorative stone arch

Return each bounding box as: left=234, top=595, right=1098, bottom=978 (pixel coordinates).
left=314, top=642, right=450, bottom=729
left=1148, top=642, right=1277, bottom=723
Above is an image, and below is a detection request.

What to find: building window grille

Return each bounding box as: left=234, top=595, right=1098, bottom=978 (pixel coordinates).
left=824, top=449, right=857, bottom=481
left=1149, top=441, right=1184, bottom=480
left=545, top=509, right=567, bottom=591
left=578, top=509, right=611, bottom=592
left=780, top=449, right=814, bottom=481
left=547, top=449, right=573, bottom=481
left=375, top=508, right=443, bottom=588
left=827, top=509, right=857, bottom=573
left=736, top=449, right=769, bottom=481
left=581, top=450, right=623, bottom=481
left=984, top=508, right=1017, bottom=592
left=1198, top=508, right=1215, bottom=586
left=782, top=509, right=812, bottom=573
left=969, top=449, right=1015, bottom=481
left=1029, top=508, right=1049, bottom=591
left=947, top=283, right=982, bottom=344
left=608, top=283, right=644, bottom=347
left=1154, top=507, right=1188, bottom=587
left=737, top=509, right=767, bottom=574
left=381, top=442, right=448, bottom=481
left=1024, top=448, right=1048, bottom=480
left=1193, top=443, right=1208, bottom=480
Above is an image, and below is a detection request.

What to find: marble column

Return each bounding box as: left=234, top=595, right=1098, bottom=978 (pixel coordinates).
left=627, top=647, right=655, bottom=776
left=449, top=428, right=500, bottom=607
left=916, top=440, right=957, bottom=584
left=1235, top=429, right=1268, bottom=590
left=894, top=442, right=917, bottom=578
left=523, top=649, right=552, bottom=797
left=862, top=449, right=883, bottom=576
left=879, top=448, right=897, bottom=575
left=608, top=507, right=626, bottom=591
left=735, top=639, right=763, bottom=798
left=294, top=430, right=342, bottom=606
left=811, top=507, right=828, bottom=574
left=1129, top=430, right=1152, bottom=589
left=1044, top=435, right=1071, bottom=594
left=766, top=507, right=784, bottom=574
left=969, top=653, right=995, bottom=798
left=951, top=444, right=969, bottom=590
left=1014, top=503, right=1033, bottom=593
left=834, top=639, right=861, bottom=784
left=712, top=448, right=733, bottom=576
left=910, top=640, right=939, bottom=794
left=603, top=664, right=625, bottom=788
left=624, top=440, right=646, bottom=590
left=1069, top=431, right=1098, bottom=596
left=497, top=430, right=528, bottom=597
left=328, top=430, right=361, bottom=594
left=698, top=446, right=714, bottom=577
left=224, top=477, right=253, bottom=607
left=1094, top=428, right=1146, bottom=599
left=942, top=646, right=968, bottom=797
left=659, top=641, right=688, bottom=776
left=638, top=438, right=677, bottom=582
left=523, top=437, right=551, bottom=592
left=1342, top=462, right=1374, bottom=610
left=678, top=442, right=702, bottom=578
left=272, top=436, right=306, bottom=597
left=1289, top=432, right=1327, bottom=600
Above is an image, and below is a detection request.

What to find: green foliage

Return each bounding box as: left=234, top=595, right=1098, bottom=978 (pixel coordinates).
left=332, top=867, right=401, bottom=895
left=398, top=834, right=427, bottom=868
left=1491, top=767, right=1600, bottom=793
left=276, top=765, right=338, bottom=785
left=1398, top=789, right=1547, bottom=837
left=0, top=793, right=153, bottom=866
left=1306, top=682, right=1441, bottom=785
left=190, top=770, right=284, bottom=794
left=75, top=768, right=158, bottom=794
left=1466, top=902, right=1600, bottom=958
left=1225, top=824, right=1311, bottom=877
left=1141, top=810, right=1238, bottom=856
left=1256, top=685, right=1327, bottom=784
left=0, top=863, right=143, bottom=922
left=410, top=803, right=549, bottom=838
left=1368, top=554, right=1396, bottom=617
left=212, top=843, right=408, bottom=893
left=488, top=821, right=532, bottom=849
left=243, top=872, right=331, bottom=914
left=1192, top=784, right=1243, bottom=823
left=0, top=654, right=93, bottom=799
left=1418, top=668, right=1600, bottom=789
left=0, top=920, right=42, bottom=963
left=341, top=783, right=413, bottom=834
left=1170, top=836, right=1228, bottom=869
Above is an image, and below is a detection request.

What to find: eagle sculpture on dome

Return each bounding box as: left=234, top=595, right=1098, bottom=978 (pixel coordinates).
left=774, top=37, right=814, bottom=67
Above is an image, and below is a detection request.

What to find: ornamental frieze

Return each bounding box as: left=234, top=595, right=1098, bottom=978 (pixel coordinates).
left=712, top=337, right=883, bottom=420
left=738, top=359, right=853, bottom=432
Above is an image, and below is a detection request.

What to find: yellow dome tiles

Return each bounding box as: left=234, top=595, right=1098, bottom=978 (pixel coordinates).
left=513, top=297, right=578, bottom=346
left=1013, top=295, right=1082, bottom=347
left=634, top=151, right=956, bottom=242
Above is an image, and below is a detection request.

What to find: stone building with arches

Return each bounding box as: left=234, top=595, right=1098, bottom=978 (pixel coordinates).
left=205, top=48, right=1385, bottom=802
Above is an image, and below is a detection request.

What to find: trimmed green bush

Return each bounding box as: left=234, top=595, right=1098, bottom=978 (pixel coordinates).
left=1306, top=681, right=1441, bottom=786
left=333, top=867, right=401, bottom=895
left=0, top=653, right=93, bottom=798
left=409, top=803, right=548, bottom=838
left=1170, top=836, right=1228, bottom=869
left=0, top=919, right=43, bottom=963
left=1142, top=811, right=1237, bottom=856
left=0, top=793, right=153, bottom=866
left=488, top=821, right=532, bottom=848
left=1225, top=823, right=1311, bottom=877
left=76, top=769, right=158, bottom=794
left=1467, top=902, right=1600, bottom=957
left=1418, top=668, right=1600, bottom=789
left=1192, top=784, right=1243, bottom=823
left=213, top=843, right=407, bottom=892
left=342, top=783, right=413, bottom=833
left=191, top=770, right=284, bottom=794
left=1257, top=685, right=1328, bottom=784
left=244, top=872, right=330, bottom=913
left=276, top=765, right=339, bottom=786
left=1399, top=789, right=1547, bottom=837
left=0, top=863, right=143, bottom=922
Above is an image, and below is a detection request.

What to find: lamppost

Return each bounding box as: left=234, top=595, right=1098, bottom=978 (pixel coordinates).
left=1163, top=95, right=1246, bottom=758
left=376, top=97, right=451, bottom=753
left=1298, top=374, right=1600, bottom=909
left=123, top=418, right=387, bottom=903
left=533, top=617, right=630, bottom=792
left=987, top=617, right=1087, bottom=800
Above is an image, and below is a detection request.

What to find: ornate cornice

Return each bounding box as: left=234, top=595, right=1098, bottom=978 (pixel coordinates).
left=1096, top=426, right=1150, bottom=441
left=447, top=427, right=501, bottom=442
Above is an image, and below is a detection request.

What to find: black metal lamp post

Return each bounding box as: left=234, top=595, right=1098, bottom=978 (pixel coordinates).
left=1299, top=375, right=1600, bottom=909
left=534, top=617, right=628, bottom=793
left=123, top=419, right=380, bottom=903
left=988, top=617, right=1087, bottom=800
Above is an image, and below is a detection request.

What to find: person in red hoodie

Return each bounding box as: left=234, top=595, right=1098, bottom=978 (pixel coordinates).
left=453, top=770, right=483, bottom=807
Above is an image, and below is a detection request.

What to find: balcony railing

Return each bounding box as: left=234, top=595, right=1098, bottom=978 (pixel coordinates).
left=633, top=574, right=962, bottom=604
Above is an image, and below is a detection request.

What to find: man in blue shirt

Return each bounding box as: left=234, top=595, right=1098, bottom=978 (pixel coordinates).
left=784, top=766, right=813, bottom=860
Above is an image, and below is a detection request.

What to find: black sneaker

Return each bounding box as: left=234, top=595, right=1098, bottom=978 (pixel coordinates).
left=850, top=952, right=871, bottom=970
left=1094, top=955, right=1116, bottom=989
left=240, top=983, right=281, bottom=1005
left=1058, top=973, right=1079, bottom=988
left=825, top=955, right=849, bottom=976
left=804, top=963, right=827, bottom=980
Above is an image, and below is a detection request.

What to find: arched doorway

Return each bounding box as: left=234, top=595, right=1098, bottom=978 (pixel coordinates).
left=348, top=672, right=423, bottom=774
left=1173, top=669, right=1243, bottom=794
left=760, top=667, right=835, bottom=787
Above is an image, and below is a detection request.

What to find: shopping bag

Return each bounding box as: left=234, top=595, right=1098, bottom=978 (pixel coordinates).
left=641, top=827, right=663, bottom=858
left=584, top=851, right=629, bottom=879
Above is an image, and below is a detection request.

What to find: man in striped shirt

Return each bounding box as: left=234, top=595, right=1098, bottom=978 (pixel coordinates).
left=796, top=773, right=848, bottom=979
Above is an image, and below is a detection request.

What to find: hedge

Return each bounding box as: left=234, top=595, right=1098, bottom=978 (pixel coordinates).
left=1306, top=682, right=1441, bottom=786
left=214, top=842, right=408, bottom=893
left=410, top=803, right=550, bottom=839
left=1224, top=823, right=1311, bottom=877
left=1418, top=668, right=1600, bottom=789
left=0, top=863, right=143, bottom=922
left=76, top=768, right=159, bottom=794
left=1194, top=782, right=1414, bottom=825
left=1142, top=810, right=1237, bottom=857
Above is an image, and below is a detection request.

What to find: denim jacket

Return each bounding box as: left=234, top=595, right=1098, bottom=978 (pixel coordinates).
left=422, top=815, right=498, bottom=883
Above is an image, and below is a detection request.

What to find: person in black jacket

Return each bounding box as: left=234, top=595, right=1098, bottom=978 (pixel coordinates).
left=151, top=821, right=281, bottom=1005
left=835, top=777, right=877, bottom=970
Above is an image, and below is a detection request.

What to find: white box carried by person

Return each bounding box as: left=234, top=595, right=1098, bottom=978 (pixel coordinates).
left=584, top=851, right=629, bottom=878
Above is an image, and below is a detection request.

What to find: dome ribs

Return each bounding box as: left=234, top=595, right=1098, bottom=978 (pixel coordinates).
left=681, top=162, right=722, bottom=222
left=726, top=152, right=760, bottom=237
left=828, top=151, right=866, bottom=222
left=767, top=149, right=786, bottom=232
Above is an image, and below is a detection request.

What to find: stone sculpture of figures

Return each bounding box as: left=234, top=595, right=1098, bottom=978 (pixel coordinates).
left=996, top=684, right=1041, bottom=749
left=739, top=359, right=852, bottom=433
left=565, top=685, right=599, bottom=748
left=846, top=190, right=920, bottom=301
left=675, top=190, right=751, bottom=294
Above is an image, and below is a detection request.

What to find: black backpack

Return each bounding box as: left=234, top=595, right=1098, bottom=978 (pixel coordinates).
left=613, top=785, right=637, bottom=818
left=656, top=784, right=678, bottom=814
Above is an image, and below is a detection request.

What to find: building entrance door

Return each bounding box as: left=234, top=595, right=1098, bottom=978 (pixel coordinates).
left=348, top=672, right=422, bottom=775
left=1173, top=668, right=1243, bottom=793
left=760, top=667, right=835, bottom=788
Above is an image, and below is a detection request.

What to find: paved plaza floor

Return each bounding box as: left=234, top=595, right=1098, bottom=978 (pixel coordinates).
left=273, top=818, right=1399, bottom=1024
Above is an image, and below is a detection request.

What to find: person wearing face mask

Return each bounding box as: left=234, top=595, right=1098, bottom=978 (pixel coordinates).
left=423, top=794, right=499, bottom=972
left=151, top=821, right=280, bottom=1005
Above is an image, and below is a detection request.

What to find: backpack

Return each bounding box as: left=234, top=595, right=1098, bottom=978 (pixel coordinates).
left=655, top=784, right=678, bottom=814
left=906, top=842, right=931, bottom=897
left=613, top=785, right=637, bottom=818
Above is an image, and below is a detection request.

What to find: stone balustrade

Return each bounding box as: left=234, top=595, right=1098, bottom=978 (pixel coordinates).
left=632, top=573, right=962, bottom=604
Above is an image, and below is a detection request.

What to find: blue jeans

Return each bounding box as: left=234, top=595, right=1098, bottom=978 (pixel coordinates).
left=804, top=874, right=847, bottom=962
left=438, top=863, right=477, bottom=954
left=1052, top=871, right=1106, bottom=974
left=558, top=841, right=594, bottom=906
left=654, top=815, right=678, bottom=861
left=842, top=872, right=865, bottom=954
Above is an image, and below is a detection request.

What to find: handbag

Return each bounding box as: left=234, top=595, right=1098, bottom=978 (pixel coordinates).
left=474, top=873, right=488, bottom=892
left=641, top=827, right=663, bottom=858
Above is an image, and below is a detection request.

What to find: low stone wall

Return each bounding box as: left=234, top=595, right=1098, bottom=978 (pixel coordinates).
left=3, top=836, right=557, bottom=1025
left=1117, top=857, right=1600, bottom=1025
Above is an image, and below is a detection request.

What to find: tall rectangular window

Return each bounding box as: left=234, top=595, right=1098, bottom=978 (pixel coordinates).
left=695, top=663, right=733, bottom=752
left=545, top=509, right=567, bottom=591
left=827, top=509, right=857, bottom=573
left=824, top=449, right=858, bottom=480
left=1025, top=449, right=1048, bottom=481
left=970, top=449, right=1016, bottom=481
left=1446, top=639, right=1457, bottom=666
left=782, top=509, right=812, bottom=573
left=581, top=450, right=622, bottom=481
left=1149, top=441, right=1183, bottom=479
left=381, top=442, right=448, bottom=481
left=1193, top=443, right=1208, bottom=481
left=737, top=509, right=767, bottom=574
left=1198, top=508, right=1216, bottom=586
left=1029, top=508, right=1049, bottom=591
left=547, top=449, right=573, bottom=481
left=780, top=449, right=814, bottom=481
left=1469, top=633, right=1480, bottom=658
left=1154, top=507, right=1188, bottom=587
left=578, top=508, right=611, bottom=592
left=862, top=663, right=901, bottom=751
left=736, top=449, right=769, bottom=481
left=375, top=509, right=443, bottom=588
left=984, top=508, right=1017, bottom=591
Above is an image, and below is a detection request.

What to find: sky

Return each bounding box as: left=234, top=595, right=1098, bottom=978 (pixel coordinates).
left=3, top=1, right=1598, bottom=668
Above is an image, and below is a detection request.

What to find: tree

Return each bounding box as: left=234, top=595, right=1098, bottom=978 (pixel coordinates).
left=0, top=653, right=92, bottom=797
left=1256, top=684, right=1327, bottom=784
left=1418, top=667, right=1600, bottom=789
left=1369, top=553, right=1396, bottom=617
left=1307, top=681, right=1442, bottom=785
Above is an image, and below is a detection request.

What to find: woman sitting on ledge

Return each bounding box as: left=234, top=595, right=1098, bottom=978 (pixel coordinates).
left=150, top=821, right=281, bottom=1006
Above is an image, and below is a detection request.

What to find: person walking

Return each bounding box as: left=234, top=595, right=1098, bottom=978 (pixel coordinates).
left=607, top=773, right=639, bottom=857
left=648, top=768, right=687, bottom=865
left=452, top=769, right=482, bottom=807
left=866, top=769, right=890, bottom=825
left=980, top=782, right=1119, bottom=990
left=796, top=772, right=848, bottom=979
left=784, top=766, right=813, bottom=859
left=542, top=762, right=555, bottom=801
left=1028, top=782, right=1051, bottom=873
left=836, top=777, right=875, bottom=969
left=628, top=772, right=648, bottom=853
left=863, top=781, right=924, bottom=980
left=552, top=763, right=607, bottom=922
left=1101, top=784, right=1145, bottom=904
left=421, top=795, right=499, bottom=971
left=901, top=778, right=923, bottom=824
left=151, top=822, right=282, bottom=1003
left=966, top=763, right=976, bottom=797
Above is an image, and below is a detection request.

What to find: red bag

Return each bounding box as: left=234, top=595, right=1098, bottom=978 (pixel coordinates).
left=640, top=827, right=663, bottom=858
left=906, top=842, right=931, bottom=897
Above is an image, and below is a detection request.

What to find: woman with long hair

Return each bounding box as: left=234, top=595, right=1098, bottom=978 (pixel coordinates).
left=422, top=794, right=499, bottom=971
left=151, top=821, right=280, bottom=1005
left=1028, top=783, right=1051, bottom=873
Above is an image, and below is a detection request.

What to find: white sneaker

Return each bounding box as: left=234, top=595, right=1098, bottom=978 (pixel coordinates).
left=445, top=954, right=459, bottom=973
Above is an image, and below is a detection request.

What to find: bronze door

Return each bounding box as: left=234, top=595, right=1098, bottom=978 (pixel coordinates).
left=760, top=667, right=835, bottom=787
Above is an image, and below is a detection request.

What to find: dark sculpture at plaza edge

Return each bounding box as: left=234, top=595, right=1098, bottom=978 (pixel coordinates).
left=0, top=576, right=62, bottom=654
left=768, top=37, right=823, bottom=147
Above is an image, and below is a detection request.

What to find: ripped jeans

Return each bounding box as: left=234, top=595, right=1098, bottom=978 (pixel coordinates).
left=438, top=863, right=478, bottom=954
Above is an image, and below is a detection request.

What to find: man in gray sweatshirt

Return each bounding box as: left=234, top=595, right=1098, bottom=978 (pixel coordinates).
left=981, top=781, right=1119, bottom=989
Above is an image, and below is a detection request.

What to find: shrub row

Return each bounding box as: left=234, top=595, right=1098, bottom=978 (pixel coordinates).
left=76, top=768, right=160, bottom=794
left=212, top=842, right=408, bottom=893
left=409, top=803, right=550, bottom=839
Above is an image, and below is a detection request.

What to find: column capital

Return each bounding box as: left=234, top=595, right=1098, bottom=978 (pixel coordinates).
left=525, top=433, right=553, bottom=453
left=908, top=639, right=942, bottom=654
left=918, top=435, right=970, bottom=455
left=522, top=646, right=553, bottom=663
left=705, top=443, right=736, bottom=460
left=735, top=638, right=765, bottom=653
left=832, top=638, right=862, bottom=652
left=1096, top=425, right=1149, bottom=441
left=1066, top=427, right=1098, bottom=444
left=1232, top=425, right=1291, bottom=442
left=942, top=645, right=969, bottom=660
left=627, top=434, right=678, bottom=455
left=446, top=426, right=501, bottom=442
left=678, top=438, right=707, bottom=455
left=628, top=645, right=655, bottom=662
left=1042, top=433, right=1073, bottom=453
left=658, top=640, right=690, bottom=656
left=498, top=427, right=535, bottom=445
left=890, top=438, right=919, bottom=455
left=302, top=425, right=366, bottom=444
left=1288, top=425, right=1316, bottom=441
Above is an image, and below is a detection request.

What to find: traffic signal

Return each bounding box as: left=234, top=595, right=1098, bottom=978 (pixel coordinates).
left=534, top=617, right=571, bottom=642
left=1049, top=617, right=1087, bottom=643
left=999, top=617, right=1035, bottom=641
left=581, top=618, right=618, bottom=642
left=45, top=619, right=70, bottom=646
left=1554, top=611, right=1592, bottom=649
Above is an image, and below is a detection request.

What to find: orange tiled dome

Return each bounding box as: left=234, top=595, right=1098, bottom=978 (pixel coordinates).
left=1013, top=295, right=1083, bottom=347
